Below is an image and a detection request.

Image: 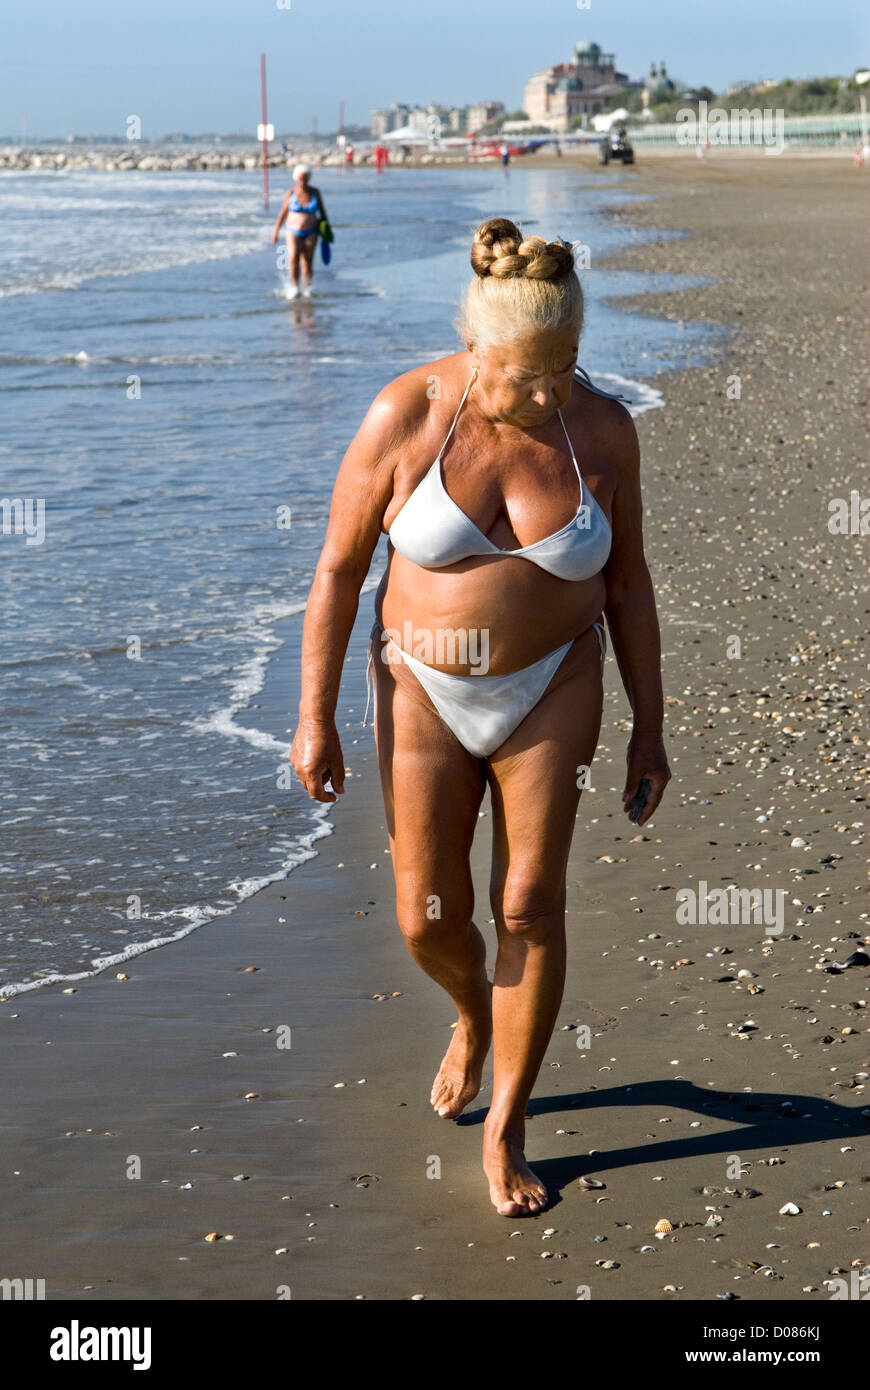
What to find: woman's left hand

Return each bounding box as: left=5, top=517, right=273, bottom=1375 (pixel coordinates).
left=622, top=733, right=671, bottom=828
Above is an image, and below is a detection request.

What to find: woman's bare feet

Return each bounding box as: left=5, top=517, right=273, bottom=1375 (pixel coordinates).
left=430, top=1013, right=491, bottom=1119
left=483, top=1125, right=549, bottom=1216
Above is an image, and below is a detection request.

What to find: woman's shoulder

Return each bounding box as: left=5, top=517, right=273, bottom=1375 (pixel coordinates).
left=567, top=371, right=639, bottom=477
left=369, top=354, right=469, bottom=425
left=360, top=354, right=469, bottom=456
left=569, top=371, right=635, bottom=434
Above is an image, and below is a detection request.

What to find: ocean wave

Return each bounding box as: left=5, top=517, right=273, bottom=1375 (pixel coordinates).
left=595, top=371, right=665, bottom=417
left=0, top=577, right=384, bottom=1000
left=0, top=232, right=270, bottom=299
left=0, top=806, right=334, bottom=1000
left=0, top=349, right=246, bottom=368
left=0, top=606, right=310, bottom=672
left=188, top=583, right=381, bottom=751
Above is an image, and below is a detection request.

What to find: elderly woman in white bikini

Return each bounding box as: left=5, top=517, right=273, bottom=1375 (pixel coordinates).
left=290, top=218, right=671, bottom=1217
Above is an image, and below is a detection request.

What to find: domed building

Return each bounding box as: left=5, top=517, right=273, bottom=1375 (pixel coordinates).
left=524, top=39, right=639, bottom=131
left=575, top=39, right=605, bottom=65
left=642, top=61, right=676, bottom=112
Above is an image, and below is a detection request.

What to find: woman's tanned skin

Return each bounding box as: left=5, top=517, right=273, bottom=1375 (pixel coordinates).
left=290, top=329, right=670, bottom=1216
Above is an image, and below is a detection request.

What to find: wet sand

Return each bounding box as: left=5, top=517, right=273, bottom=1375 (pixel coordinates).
left=3, top=154, right=868, bottom=1302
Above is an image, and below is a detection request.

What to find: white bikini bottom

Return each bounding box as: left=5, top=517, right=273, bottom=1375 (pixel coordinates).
left=363, top=621, right=605, bottom=759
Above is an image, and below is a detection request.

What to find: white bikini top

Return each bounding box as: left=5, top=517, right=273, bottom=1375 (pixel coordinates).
left=387, top=369, right=613, bottom=582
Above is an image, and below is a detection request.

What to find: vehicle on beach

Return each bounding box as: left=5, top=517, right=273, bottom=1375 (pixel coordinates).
left=599, top=128, right=634, bottom=166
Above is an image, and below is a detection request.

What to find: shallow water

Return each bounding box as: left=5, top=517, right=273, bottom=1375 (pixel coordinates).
left=0, top=164, right=723, bottom=995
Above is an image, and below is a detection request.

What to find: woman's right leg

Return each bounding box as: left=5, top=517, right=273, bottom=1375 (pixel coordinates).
left=370, top=624, right=492, bottom=1119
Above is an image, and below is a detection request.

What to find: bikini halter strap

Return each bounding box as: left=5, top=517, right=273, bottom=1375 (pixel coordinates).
left=437, top=368, right=583, bottom=489
left=556, top=408, right=583, bottom=486
left=436, top=369, right=478, bottom=459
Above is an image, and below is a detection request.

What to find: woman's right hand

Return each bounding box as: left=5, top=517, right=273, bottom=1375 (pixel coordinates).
left=290, top=716, right=345, bottom=802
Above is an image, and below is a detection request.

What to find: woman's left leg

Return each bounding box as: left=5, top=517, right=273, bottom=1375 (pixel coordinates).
left=299, top=234, right=317, bottom=291
left=483, top=623, right=604, bottom=1216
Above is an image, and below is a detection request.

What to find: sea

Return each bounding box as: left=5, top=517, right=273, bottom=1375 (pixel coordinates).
left=0, top=161, right=722, bottom=996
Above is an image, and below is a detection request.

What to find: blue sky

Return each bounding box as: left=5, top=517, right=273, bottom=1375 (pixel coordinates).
left=4, top=0, right=868, bottom=138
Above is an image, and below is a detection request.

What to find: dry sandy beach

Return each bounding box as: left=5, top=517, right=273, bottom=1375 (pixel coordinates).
left=3, top=153, right=868, bottom=1303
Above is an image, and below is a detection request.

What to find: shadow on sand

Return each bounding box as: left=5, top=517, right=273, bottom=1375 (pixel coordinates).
left=458, top=1078, right=869, bottom=1207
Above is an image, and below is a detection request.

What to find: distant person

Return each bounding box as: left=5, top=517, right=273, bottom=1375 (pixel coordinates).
left=345, top=143, right=354, bottom=167
left=270, top=163, right=328, bottom=299
left=500, top=141, right=510, bottom=167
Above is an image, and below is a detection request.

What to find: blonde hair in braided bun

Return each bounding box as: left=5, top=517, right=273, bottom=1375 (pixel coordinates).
left=457, top=217, right=583, bottom=350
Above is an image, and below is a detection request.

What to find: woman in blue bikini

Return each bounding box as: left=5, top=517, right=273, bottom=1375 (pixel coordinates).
left=270, top=163, right=328, bottom=298
left=290, top=218, right=671, bottom=1217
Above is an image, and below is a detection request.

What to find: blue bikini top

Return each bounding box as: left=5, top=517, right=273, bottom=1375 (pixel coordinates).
left=388, top=367, right=620, bottom=582
left=289, top=189, right=319, bottom=214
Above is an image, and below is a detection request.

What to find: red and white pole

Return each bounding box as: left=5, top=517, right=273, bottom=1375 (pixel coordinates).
left=260, top=53, right=269, bottom=211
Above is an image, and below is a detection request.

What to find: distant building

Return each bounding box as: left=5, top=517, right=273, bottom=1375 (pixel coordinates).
left=411, top=104, right=463, bottom=137
left=369, top=102, right=480, bottom=137
left=721, top=77, right=783, bottom=95
left=641, top=61, right=676, bottom=111
left=524, top=40, right=637, bottom=131
left=466, top=101, right=505, bottom=133
left=371, top=105, right=408, bottom=138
